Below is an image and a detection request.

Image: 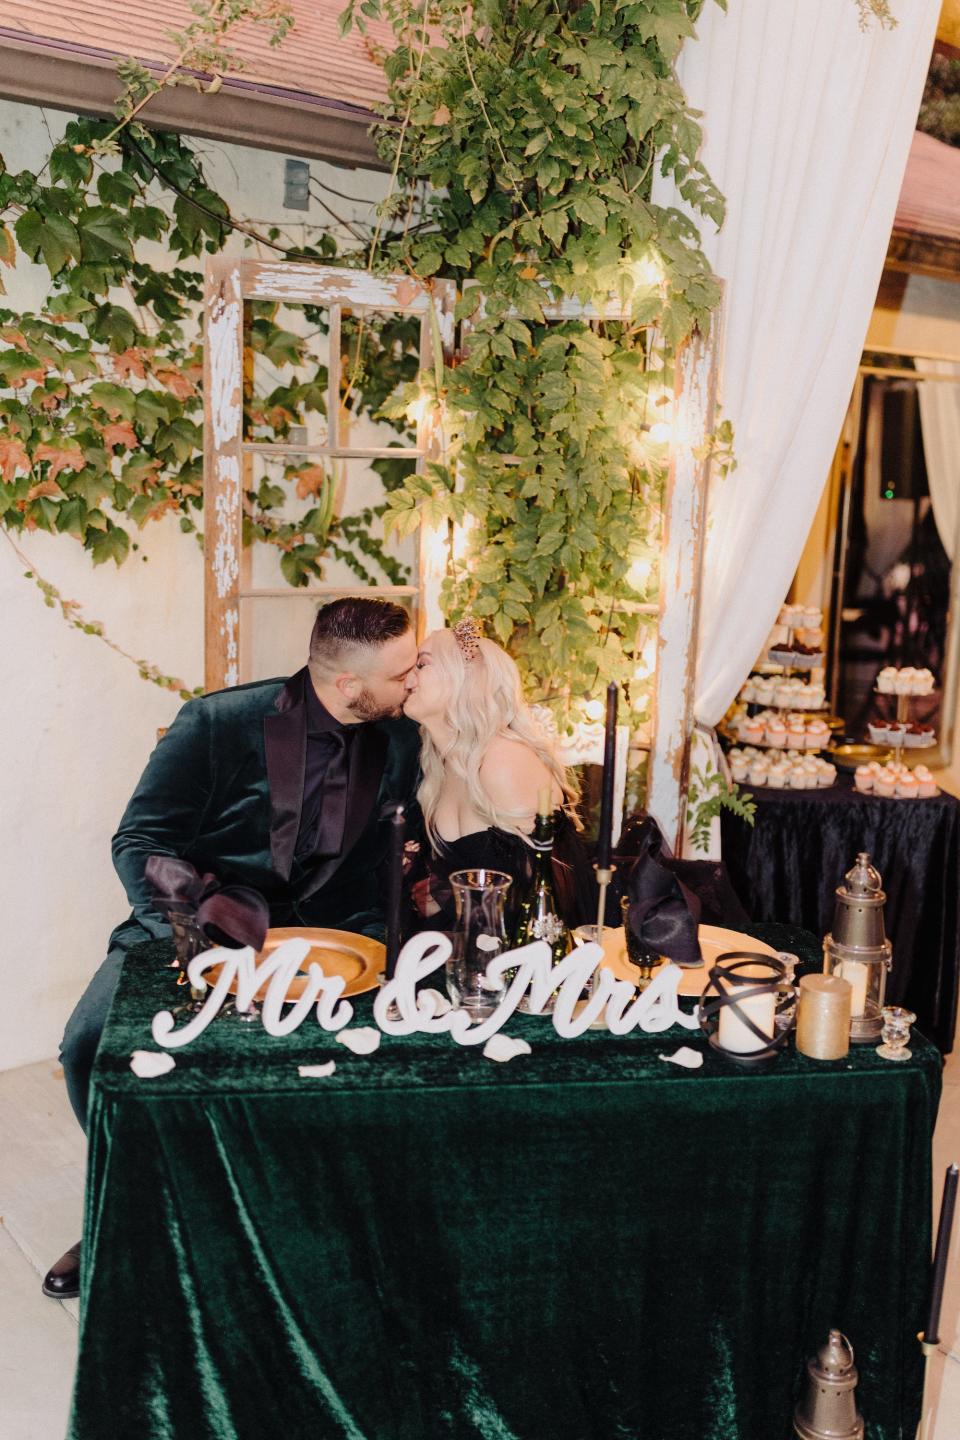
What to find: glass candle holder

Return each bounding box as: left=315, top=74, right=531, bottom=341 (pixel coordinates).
left=572, top=923, right=618, bottom=1030
left=876, top=1006, right=916, bottom=1062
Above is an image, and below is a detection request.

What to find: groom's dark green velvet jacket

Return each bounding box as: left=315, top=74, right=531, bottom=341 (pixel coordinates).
left=108, top=668, right=421, bottom=955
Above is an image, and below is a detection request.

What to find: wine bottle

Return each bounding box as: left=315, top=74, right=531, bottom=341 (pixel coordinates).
left=514, top=788, right=570, bottom=1012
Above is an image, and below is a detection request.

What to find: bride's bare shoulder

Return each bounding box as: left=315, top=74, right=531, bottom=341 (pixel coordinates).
left=480, top=735, right=561, bottom=811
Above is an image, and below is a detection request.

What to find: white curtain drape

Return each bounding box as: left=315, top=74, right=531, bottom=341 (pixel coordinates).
left=652, top=0, right=941, bottom=731
left=917, top=355, right=960, bottom=562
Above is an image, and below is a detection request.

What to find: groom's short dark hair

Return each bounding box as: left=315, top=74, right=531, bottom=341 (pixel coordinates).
left=309, top=597, right=411, bottom=668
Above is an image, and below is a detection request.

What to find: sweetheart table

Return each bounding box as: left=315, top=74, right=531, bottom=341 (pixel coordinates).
left=68, top=923, right=941, bottom=1440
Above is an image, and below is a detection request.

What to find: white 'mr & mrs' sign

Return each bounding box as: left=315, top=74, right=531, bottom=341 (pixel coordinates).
left=151, top=934, right=699, bottom=1050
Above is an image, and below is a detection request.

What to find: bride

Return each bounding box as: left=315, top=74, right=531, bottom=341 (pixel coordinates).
left=401, top=618, right=594, bottom=932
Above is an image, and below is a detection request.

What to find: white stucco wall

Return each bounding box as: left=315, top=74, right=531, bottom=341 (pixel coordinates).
left=0, top=99, right=390, bottom=1072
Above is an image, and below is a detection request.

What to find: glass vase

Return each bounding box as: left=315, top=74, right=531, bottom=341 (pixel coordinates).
left=447, top=869, right=512, bottom=1020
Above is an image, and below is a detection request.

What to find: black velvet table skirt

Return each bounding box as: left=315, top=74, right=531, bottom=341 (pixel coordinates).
left=68, top=929, right=942, bottom=1440
left=721, top=776, right=960, bottom=1053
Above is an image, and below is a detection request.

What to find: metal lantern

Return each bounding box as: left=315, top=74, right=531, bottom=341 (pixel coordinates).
left=822, top=853, right=892, bottom=1044
left=793, top=1330, right=864, bottom=1440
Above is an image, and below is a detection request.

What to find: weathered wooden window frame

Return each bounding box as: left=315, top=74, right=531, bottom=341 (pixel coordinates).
left=203, top=258, right=456, bottom=691
left=203, top=257, right=718, bottom=850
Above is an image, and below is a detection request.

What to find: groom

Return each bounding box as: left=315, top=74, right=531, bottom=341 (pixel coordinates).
left=43, top=596, right=421, bottom=1299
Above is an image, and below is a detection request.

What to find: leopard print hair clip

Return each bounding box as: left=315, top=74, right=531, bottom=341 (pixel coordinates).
left=453, top=616, right=482, bottom=662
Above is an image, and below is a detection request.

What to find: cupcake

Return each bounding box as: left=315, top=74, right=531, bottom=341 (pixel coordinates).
left=766, top=718, right=787, bottom=748
left=774, top=681, right=794, bottom=708
left=755, top=678, right=776, bottom=706
left=867, top=721, right=889, bottom=745
left=749, top=759, right=769, bottom=786
left=818, top=762, right=837, bottom=787
left=767, top=762, right=788, bottom=789
left=803, top=606, right=822, bottom=630
left=887, top=722, right=908, bottom=748
left=786, top=719, right=806, bottom=747
left=915, top=764, right=937, bottom=798
left=895, top=668, right=914, bottom=696
left=740, top=679, right=756, bottom=703
left=806, top=719, right=830, bottom=749
left=896, top=773, right=919, bottom=799
left=730, top=756, right=750, bottom=783
left=743, top=717, right=765, bottom=745
left=873, top=771, right=896, bottom=798
left=913, top=669, right=934, bottom=696
left=790, top=766, right=809, bottom=789
left=854, top=766, right=873, bottom=793
left=807, top=684, right=825, bottom=710
left=877, top=667, right=897, bottom=695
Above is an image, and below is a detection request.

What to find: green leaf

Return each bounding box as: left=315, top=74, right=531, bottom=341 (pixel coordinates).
left=541, top=208, right=569, bottom=248
left=49, top=145, right=93, bottom=189
left=15, top=211, right=80, bottom=276
left=87, top=523, right=130, bottom=566
left=97, top=170, right=140, bottom=207
left=78, top=207, right=134, bottom=264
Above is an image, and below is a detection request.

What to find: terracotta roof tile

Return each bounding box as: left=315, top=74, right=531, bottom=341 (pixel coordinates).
left=1, top=0, right=391, bottom=113
left=894, top=130, right=960, bottom=244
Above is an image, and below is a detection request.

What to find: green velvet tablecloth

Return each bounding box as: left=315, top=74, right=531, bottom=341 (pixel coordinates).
left=69, top=924, right=942, bottom=1440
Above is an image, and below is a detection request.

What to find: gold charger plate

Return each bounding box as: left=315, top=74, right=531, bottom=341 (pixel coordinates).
left=595, top=923, right=777, bottom=999
left=831, top=742, right=893, bottom=771
left=207, top=927, right=385, bottom=1001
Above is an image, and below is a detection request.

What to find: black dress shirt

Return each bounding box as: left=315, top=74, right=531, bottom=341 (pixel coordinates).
left=294, top=682, right=356, bottom=863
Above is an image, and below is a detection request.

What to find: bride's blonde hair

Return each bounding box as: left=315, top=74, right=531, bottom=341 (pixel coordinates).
left=417, top=627, right=577, bottom=844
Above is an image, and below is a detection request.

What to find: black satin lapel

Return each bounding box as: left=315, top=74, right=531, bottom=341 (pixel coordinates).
left=299, top=725, right=389, bottom=900
left=264, top=705, right=307, bottom=881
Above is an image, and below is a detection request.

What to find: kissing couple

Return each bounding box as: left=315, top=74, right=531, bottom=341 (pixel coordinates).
left=44, top=596, right=594, bottom=1298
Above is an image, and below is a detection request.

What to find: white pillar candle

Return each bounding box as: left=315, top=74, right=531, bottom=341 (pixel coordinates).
left=839, top=960, right=870, bottom=1018
left=717, top=965, right=776, bottom=1053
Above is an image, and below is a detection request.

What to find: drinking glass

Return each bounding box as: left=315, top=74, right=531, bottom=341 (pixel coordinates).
left=620, top=897, right=665, bottom=990
left=447, top=869, right=512, bottom=1019
left=156, top=902, right=209, bottom=1013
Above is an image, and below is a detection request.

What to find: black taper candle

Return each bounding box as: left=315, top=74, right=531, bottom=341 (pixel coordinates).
left=596, top=682, right=618, bottom=872
left=385, top=805, right=405, bottom=981
left=925, top=1163, right=958, bottom=1345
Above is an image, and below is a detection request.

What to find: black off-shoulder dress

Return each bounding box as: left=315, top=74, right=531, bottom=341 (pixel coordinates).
left=404, top=810, right=597, bottom=938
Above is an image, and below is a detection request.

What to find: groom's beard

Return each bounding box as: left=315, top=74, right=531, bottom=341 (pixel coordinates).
left=347, top=687, right=404, bottom=721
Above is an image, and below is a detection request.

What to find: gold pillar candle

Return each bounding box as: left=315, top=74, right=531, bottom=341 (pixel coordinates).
left=796, top=974, right=852, bottom=1060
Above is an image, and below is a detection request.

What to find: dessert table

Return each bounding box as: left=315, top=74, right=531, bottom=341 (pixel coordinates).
left=722, top=775, right=960, bottom=1054
left=69, top=925, right=941, bottom=1440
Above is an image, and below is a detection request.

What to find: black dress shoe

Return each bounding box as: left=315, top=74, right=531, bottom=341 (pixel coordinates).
left=42, top=1241, right=81, bottom=1299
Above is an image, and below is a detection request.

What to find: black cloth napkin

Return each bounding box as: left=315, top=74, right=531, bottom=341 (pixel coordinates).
left=614, top=816, right=703, bottom=967
left=145, top=855, right=269, bottom=951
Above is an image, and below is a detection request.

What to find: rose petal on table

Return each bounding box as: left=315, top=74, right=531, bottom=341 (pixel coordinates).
left=419, top=987, right=452, bottom=1016
left=482, top=1034, right=532, bottom=1063
left=336, top=1027, right=381, bottom=1056
left=129, top=1050, right=176, bottom=1078
left=658, top=1046, right=703, bottom=1069
left=297, top=1061, right=337, bottom=1078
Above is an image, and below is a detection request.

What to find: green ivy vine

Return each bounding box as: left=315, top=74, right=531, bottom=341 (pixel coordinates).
left=342, top=0, right=725, bottom=729
left=0, top=116, right=421, bottom=691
